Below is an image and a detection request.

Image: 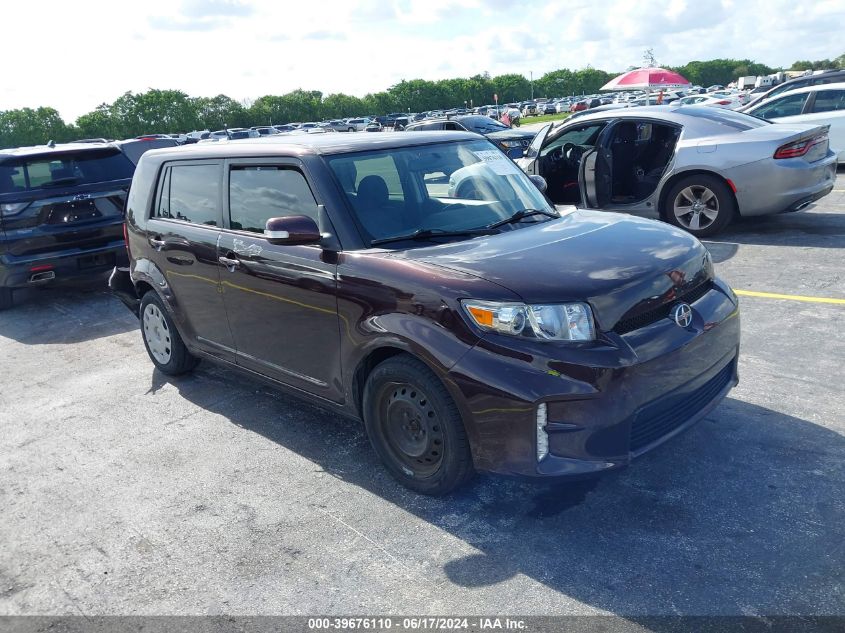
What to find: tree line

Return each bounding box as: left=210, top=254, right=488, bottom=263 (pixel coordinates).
left=1, top=54, right=842, bottom=149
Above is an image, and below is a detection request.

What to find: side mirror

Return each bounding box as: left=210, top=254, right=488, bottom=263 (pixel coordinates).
left=265, top=215, right=321, bottom=245
left=529, top=174, right=548, bottom=194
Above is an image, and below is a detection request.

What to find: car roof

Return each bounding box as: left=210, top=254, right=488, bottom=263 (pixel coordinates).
left=139, top=131, right=482, bottom=163
left=0, top=141, right=123, bottom=160
left=561, top=105, right=693, bottom=124
left=754, top=81, right=845, bottom=99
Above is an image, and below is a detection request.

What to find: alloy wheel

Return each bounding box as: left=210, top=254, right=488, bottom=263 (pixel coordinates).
left=673, top=185, right=720, bottom=231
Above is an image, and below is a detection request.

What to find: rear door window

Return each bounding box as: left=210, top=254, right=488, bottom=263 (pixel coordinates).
left=228, top=166, right=318, bottom=233
left=811, top=90, right=845, bottom=113
left=156, top=163, right=221, bottom=225
left=754, top=93, right=810, bottom=118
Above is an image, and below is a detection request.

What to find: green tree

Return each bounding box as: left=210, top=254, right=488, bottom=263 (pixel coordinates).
left=0, top=107, right=72, bottom=148
left=491, top=74, right=531, bottom=103
left=193, top=94, right=246, bottom=130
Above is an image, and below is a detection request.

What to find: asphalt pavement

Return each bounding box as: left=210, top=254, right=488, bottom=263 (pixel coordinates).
left=0, top=172, right=843, bottom=617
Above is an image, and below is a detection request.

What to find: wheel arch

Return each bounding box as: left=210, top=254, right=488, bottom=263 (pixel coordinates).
left=658, top=169, right=740, bottom=220
left=350, top=341, right=481, bottom=468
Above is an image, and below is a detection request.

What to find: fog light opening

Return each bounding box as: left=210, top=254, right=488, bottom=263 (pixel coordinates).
left=537, top=403, right=549, bottom=462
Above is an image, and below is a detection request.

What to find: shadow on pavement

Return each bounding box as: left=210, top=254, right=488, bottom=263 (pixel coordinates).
left=158, top=364, right=844, bottom=615
left=0, top=274, right=136, bottom=345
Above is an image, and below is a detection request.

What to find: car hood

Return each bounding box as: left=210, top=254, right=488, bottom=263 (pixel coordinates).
left=485, top=129, right=536, bottom=141
left=394, top=210, right=712, bottom=331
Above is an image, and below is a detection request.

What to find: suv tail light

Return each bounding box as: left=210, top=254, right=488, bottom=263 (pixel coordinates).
left=774, top=133, right=827, bottom=159
left=0, top=202, right=30, bottom=217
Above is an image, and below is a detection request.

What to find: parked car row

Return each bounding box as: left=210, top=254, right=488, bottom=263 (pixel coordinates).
left=4, top=100, right=838, bottom=497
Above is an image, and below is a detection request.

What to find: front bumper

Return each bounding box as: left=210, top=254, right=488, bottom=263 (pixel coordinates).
left=0, top=240, right=127, bottom=289
left=447, top=281, right=740, bottom=478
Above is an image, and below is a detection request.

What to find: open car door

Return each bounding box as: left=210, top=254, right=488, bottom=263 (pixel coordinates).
left=577, top=123, right=619, bottom=208
left=517, top=123, right=552, bottom=175
left=578, top=146, right=612, bottom=208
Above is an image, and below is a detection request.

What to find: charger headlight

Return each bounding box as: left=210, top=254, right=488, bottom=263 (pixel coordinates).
left=461, top=300, right=595, bottom=341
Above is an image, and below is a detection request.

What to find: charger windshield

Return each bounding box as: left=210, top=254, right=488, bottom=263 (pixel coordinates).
left=327, top=140, right=556, bottom=245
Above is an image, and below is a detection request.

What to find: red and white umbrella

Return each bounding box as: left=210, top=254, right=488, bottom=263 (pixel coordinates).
left=601, top=67, right=691, bottom=91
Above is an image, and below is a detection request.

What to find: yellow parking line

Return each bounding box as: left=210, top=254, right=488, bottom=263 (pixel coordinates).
left=735, top=290, right=845, bottom=305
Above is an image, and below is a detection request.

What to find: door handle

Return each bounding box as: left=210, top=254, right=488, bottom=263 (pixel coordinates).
left=149, top=236, right=166, bottom=251
left=218, top=255, right=240, bottom=271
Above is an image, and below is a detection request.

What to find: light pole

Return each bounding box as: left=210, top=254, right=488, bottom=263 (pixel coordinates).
left=530, top=71, right=534, bottom=100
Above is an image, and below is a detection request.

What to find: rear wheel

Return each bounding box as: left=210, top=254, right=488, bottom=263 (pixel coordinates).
left=140, top=291, right=198, bottom=375
left=363, top=355, right=474, bottom=495
left=664, top=174, right=735, bottom=237
left=0, top=287, right=12, bottom=311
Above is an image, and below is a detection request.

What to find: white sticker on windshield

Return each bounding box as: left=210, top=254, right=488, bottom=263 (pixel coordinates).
left=473, top=150, right=521, bottom=176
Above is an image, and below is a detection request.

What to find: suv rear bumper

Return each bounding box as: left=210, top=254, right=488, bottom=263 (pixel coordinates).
left=0, top=240, right=127, bottom=288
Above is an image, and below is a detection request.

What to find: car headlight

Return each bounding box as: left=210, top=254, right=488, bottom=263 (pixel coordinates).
left=461, top=300, right=595, bottom=341
left=498, top=140, right=523, bottom=148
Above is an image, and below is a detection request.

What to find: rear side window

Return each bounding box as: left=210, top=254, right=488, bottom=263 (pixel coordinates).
left=0, top=149, right=134, bottom=194
left=228, top=167, right=318, bottom=233
left=811, top=90, right=845, bottom=113
left=754, top=93, right=810, bottom=119
left=156, top=164, right=220, bottom=225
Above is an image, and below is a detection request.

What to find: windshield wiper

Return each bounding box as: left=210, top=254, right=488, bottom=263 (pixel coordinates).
left=485, top=208, right=558, bottom=230
left=370, top=227, right=498, bottom=247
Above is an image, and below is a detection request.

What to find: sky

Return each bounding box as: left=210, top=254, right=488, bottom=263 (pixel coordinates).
left=2, top=0, right=843, bottom=122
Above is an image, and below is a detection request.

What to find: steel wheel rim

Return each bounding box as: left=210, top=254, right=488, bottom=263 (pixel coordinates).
left=378, top=382, right=444, bottom=477
left=143, top=304, right=172, bottom=364
left=673, top=185, right=719, bottom=231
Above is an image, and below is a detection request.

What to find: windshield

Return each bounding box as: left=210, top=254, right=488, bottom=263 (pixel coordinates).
left=0, top=148, right=135, bottom=194
left=327, top=139, right=555, bottom=247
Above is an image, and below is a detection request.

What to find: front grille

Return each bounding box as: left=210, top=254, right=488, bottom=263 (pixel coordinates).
left=630, top=360, right=734, bottom=453
left=613, top=281, right=713, bottom=335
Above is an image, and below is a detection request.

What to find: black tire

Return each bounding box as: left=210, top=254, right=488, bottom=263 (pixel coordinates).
left=0, top=287, right=12, bottom=311
left=348, top=127, right=355, bottom=132
left=663, top=174, right=735, bottom=238
left=139, top=291, right=199, bottom=375
left=363, top=354, right=474, bottom=495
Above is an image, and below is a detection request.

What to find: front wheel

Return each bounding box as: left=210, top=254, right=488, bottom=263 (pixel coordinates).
left=140, top=291, right=199, bottom=375
left=664, top=174, right=735, bottom=237
left=363, top=355, right=474, bottom=495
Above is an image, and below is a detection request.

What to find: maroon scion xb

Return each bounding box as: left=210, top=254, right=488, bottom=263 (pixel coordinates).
left=110, top=131, right=740, bottom=495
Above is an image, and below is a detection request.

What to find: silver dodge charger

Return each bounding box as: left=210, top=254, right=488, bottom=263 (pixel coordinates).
left=516, top=106, right=837, bottom=237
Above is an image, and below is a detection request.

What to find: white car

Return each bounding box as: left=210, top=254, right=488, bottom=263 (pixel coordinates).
left=345, top=117, right=372, bottom=132
left=745, top=82, right=845, bottom=163
left=678, top=94, right=743, bottom=110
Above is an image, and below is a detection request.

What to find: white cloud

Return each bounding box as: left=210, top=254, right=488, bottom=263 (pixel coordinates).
left=0, top=0, right=841, bottom=121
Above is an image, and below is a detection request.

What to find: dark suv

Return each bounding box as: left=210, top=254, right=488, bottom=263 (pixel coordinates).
left=111, top=132, right=740, bottom=495
left=0, top=141, right=155, bottom=309
left=404, top=115, right=535, bottom=159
